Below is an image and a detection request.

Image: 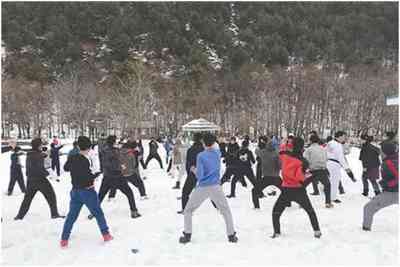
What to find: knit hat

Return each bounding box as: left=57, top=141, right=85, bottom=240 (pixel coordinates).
left=77, top=136, right=92, bottom=151
left=31, top=138, right=43, bottom=150
left=381, top=142, right=397, bottom=156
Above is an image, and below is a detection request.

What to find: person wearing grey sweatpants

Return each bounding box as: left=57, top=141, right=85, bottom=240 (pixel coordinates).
left=363, top=192, right=398, bottom=229
left=362, top=143, right=398, bottom=231
left=179, top=133, right=238, bottom=244
left=184, top=185, right=235, bottom=235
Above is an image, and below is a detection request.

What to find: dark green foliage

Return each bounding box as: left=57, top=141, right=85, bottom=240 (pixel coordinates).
left=2, top=1, right=397, bottom=75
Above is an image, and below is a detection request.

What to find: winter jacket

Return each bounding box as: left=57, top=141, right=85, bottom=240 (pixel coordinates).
left=10, top=148, right=23, bottom=168
left=219, top=142, right=227, bottom=158
left=25, top=150, right=49, bottom=180
left=68, top=147, right=80, bottom=158
left=64, top=154, right=100, bottom=189
left=237, top=147, right=255, bottom=168
left=164, top=140, right=173, bottom=153
left=256, top=143, right=281, bottom=177
left=359, top=143, right=381, bottom=169
left=185, top=142, right=204, bottom=175
left=271, top=136, right=280, bottom=151
left=50, top=144, right=64, bottom=161
left=379, top=154, right=398, bottom=192
left=226, top=143, right=240, bottom=166
left=101, top=144, right=122, bottom=179
left=280, top=152, right=309, bottom=188
left=149, top=140, right=159, bottom=155
left=120, top=148, right=138, bottom=177
left=173, top=142, right=185, bottom=164
left=303, top=143, right=328, bottom=170
left=196, top=148, right=221, bottom=187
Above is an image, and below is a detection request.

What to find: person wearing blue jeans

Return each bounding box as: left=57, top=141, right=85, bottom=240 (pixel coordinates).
left=60, top=136, right=112, bottom=248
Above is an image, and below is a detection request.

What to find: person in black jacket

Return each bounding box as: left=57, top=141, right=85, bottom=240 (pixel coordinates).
left=218, top=136, right=227, bottom=160
left=60, top=136, right=112, bottom=248
left=14, top=138, right=64, bottom=220
left=7, top=144, right=26, bottom=195
left=50, top=142, right=64, bottom=177
left=178, top=133, right=204, bottom=214
left=359, top=134, right=381, bottom=196
left=144, top=138, right=163, bottom=169
left=226, top=140, right=257, bottom=198
left=90, top=135, right=141, bottom=219
left=221, top=137, right=242, bottom=185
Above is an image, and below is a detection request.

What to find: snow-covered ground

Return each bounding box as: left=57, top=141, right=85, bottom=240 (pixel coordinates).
left=1, top=141, right=398, bottom=265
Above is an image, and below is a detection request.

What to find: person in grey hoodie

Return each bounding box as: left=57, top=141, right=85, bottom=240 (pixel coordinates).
left=252, top=136, right=282, bottom=209
left=303, top=134, right=333, bottom=208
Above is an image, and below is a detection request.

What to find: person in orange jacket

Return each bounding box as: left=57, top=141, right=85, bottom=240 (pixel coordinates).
left=271, top=137, right=322, bottom=239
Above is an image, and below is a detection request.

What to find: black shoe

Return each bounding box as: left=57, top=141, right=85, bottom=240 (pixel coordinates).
left=241, top=182, right=248, bottom=188
left=131, top=210, right=141, bottom=218
left=228, top=232, right=238, bottom=243
left=51, top=215, right=66, bottom=219
left=179, top=232, right=191, bottom=244
left=333, top=199, right=342, bottom=203
left=267, top=191, right=276, bottom=196
left=374, top=191, right=381, bottom=196
left=285, top=202, right=292, bottom=207
left=362, top=192, right=368, bottom=197
left=14, top=216, right=23, bottom=220
left=362, top=226, right=371, bottom=231
left=270, top=233, right=280, bottom=239
left=172, top=182, right=180, bottom=189
left=88, top=214, right=94, bottom=220
left=226, top=194, right=235, bottom=198
left=314, top=231, right=322, bottom=238
left=310, top=192, right=320, bottom=196
left=339, top=191, right=345, bottom=195
left=177, top=210, right=184, bottom=214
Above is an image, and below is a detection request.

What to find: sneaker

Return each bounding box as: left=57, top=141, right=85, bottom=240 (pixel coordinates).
left=333, top=199, right=342, bottom=203
left=325, top=203, right=334, bottom=208
left=362, top=226, right=371, bottom=231
left=228, top=232, right=238, bottom=243
left=131, top=210, right=141, bottom=218
left=270, top=233, right=280, bottom=239
left=314, top=231, right=322, bottom=238
left=60, top=240, right=68, bottom=248
left=103, top=233, right=113, bottom=242
left=179, top=232, right=191, bottom=244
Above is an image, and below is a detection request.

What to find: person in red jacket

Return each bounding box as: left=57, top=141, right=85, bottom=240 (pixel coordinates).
left=271, top=137, right=321, bottom=239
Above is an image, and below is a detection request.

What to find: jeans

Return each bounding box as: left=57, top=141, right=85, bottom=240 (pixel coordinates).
left=61, top=188, right=109, bottom=240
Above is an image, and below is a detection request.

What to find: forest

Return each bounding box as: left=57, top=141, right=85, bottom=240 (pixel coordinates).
left=1, top=2, right=398, bottom=139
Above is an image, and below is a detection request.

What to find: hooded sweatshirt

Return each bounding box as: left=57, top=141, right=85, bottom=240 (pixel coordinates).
left=256, top=143, right=281, bottom=177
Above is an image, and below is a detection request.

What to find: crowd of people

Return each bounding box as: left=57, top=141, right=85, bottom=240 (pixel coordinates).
left=2, top=129, right=398, bottom=248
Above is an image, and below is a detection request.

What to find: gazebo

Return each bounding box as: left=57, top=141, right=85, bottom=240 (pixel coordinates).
left=181, top=118, right=220, bottom=143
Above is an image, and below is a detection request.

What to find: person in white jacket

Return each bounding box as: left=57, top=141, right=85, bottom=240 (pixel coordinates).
left=326, top=131, right=356, bottom=203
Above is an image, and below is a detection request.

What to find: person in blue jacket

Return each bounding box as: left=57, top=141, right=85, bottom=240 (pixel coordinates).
left=179, top=133, right=238, bottom=244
